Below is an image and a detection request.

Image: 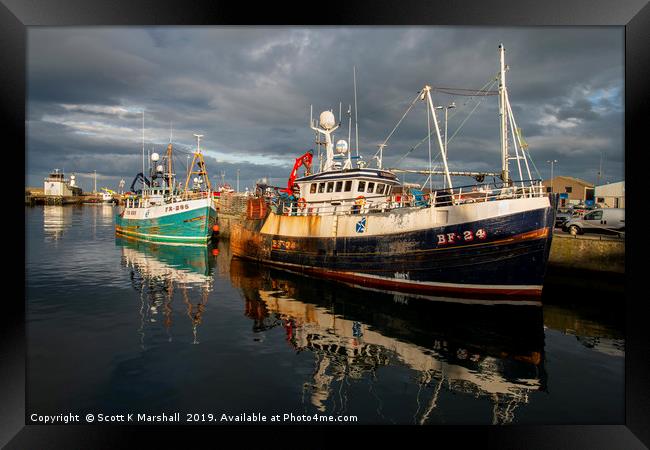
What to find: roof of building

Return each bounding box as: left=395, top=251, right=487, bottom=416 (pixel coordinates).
left=542, top=175, right=594, bottom=187
left=595, top=180, right=624, bottom=188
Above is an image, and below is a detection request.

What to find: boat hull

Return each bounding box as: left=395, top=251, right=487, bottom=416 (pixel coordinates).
left=231, top=196, right=555, bottom=299
left=115, top=197, right=217, bottom=245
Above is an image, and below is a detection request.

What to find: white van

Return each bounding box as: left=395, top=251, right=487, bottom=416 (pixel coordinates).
left=562, top=208, right=625, bottom=236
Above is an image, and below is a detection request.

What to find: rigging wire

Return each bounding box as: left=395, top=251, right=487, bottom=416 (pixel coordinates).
left=392, top=76, right=499, bottom=167
left=374, top=91, right=422, bottom=160
left=445, top=78, right=499, bottom=146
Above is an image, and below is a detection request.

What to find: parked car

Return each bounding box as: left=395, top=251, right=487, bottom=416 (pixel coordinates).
left=570, top=203, right=596, bottom=215
left=562, top=208, right=625, bottom=236
left=555, top=210, right=575, bottom=228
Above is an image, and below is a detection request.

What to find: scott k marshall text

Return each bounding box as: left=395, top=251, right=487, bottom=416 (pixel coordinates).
left=30, top=412, right=358, bottom=423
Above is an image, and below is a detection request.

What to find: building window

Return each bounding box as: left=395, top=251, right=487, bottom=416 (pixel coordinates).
left=546, top=187, right=552, bottom=193
left=565, top=186, right=572, bottom=193
left=597, top=197, right=605, bottom=203
left=344, top=180, right=352, bottom=192
left=327, top=182, right=334, bottom=193
left=318, top=182, right=325, bottom=193
left=335, top=181, right=343, bottom=192
left=358, top=181, right=366, bottom=192
left=310, top=183, right=317, bottom=194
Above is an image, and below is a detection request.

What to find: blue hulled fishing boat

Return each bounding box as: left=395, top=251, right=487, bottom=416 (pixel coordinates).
left=231, top=44, right=555, bottom=302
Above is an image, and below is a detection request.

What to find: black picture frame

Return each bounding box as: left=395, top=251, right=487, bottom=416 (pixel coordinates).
left=3, top=0, right=647, bottom=447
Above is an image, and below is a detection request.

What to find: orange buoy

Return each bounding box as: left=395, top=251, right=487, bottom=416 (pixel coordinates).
left=211, top=248, right=220, bottom=256
left=297, top=197, right=307, bottom=209
left=212, top=224, right=220, bottom=233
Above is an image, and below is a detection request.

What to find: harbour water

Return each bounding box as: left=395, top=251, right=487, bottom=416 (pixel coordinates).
left=26, top=205, right=624, bottom=425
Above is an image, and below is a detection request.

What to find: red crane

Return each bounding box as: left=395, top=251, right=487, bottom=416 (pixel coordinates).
left=282, top=150, right=313, bottom=195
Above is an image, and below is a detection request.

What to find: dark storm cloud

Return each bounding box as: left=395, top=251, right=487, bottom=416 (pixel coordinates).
left=27, top=27, right=624, bottom=191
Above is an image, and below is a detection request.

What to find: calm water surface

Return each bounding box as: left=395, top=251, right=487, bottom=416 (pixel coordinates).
left=26, top=205, right=624, bottom=425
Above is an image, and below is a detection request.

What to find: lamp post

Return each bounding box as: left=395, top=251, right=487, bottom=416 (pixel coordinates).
left=444, top=102, right=455, bottom=161
left=547, top=160, right=558, bottom=193
left=436, top=102, right=456, bottom=189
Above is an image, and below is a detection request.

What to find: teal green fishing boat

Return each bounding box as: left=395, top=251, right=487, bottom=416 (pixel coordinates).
left=116, top=132, right=218, bottom=246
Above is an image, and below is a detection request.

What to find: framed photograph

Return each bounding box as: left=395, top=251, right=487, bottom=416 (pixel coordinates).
left=5, top=0, right=647, bottom=447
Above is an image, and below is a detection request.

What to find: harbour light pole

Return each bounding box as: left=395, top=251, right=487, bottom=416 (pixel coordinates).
left=236, top=169, right=240, bottom=193
left=435, top=102, right=456, bottom=189
left=547, top=160, right=558, bottom=193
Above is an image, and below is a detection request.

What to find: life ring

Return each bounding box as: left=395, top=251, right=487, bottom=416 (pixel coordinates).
left=297, top=197, right=307, bottom=209
left=355, top=195, right=366, bottom=206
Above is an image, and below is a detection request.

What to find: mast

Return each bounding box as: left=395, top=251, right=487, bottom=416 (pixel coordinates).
left=310, top=110, right=339, bottom=172
left=424, top=86, right=453, bottom=190
left=184, top=134, right=212, bottom=194
left=353, top=66, right=359, bottom=157
left=168, top=121, right=173, bottom=194
left=499, top=44, right=509, bottom=184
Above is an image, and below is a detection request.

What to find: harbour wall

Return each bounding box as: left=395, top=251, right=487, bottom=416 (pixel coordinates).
left=548, top=233, right=624, bottom=274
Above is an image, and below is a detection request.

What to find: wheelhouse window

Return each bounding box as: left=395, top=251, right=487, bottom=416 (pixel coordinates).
left=358, top=181, right=366, bottom=192
left=344, top=180, right=352, bottom=192
left=335, top=181, right=343, bottom=192
left=327, top=182, right=334, bottom=193
left=367, top=182, right=375, bottom=193
left=385, top=186, right=391, bottom=195
left=376, top=184, right=385, bottom=195
left=310, top=183, right=317, bottom=194
left=318, top=182, right=325, bottom=193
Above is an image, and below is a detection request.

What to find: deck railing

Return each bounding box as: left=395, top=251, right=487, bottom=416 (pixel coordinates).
left=272, top=180, right=546, bottom=217
left=123, top=190, right=212, bottom=208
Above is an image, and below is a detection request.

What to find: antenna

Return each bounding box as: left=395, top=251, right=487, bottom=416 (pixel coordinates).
left=353, top=66, right=359, bottom=156
left=141, top=110, right=145, bottom=185
left=347, top=104, right=352, bottom=147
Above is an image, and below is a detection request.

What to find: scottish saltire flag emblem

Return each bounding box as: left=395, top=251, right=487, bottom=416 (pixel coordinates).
left=355, top=217, right=367, bottom=233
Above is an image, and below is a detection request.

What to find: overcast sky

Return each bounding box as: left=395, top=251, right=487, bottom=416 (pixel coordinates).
left=26, top=26, right=624, bottom=192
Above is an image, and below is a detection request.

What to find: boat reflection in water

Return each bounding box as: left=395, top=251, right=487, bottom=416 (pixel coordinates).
left=231, top=258, right=546, bottom=424
left=117, top=237, right=216, bottom=345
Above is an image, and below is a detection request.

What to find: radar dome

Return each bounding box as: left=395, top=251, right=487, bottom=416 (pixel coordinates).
left=335, top=139, right=348, bottom=154
left=151, top=152, right=160, bottom=162
left=319, top=110, right=336, bottom=130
